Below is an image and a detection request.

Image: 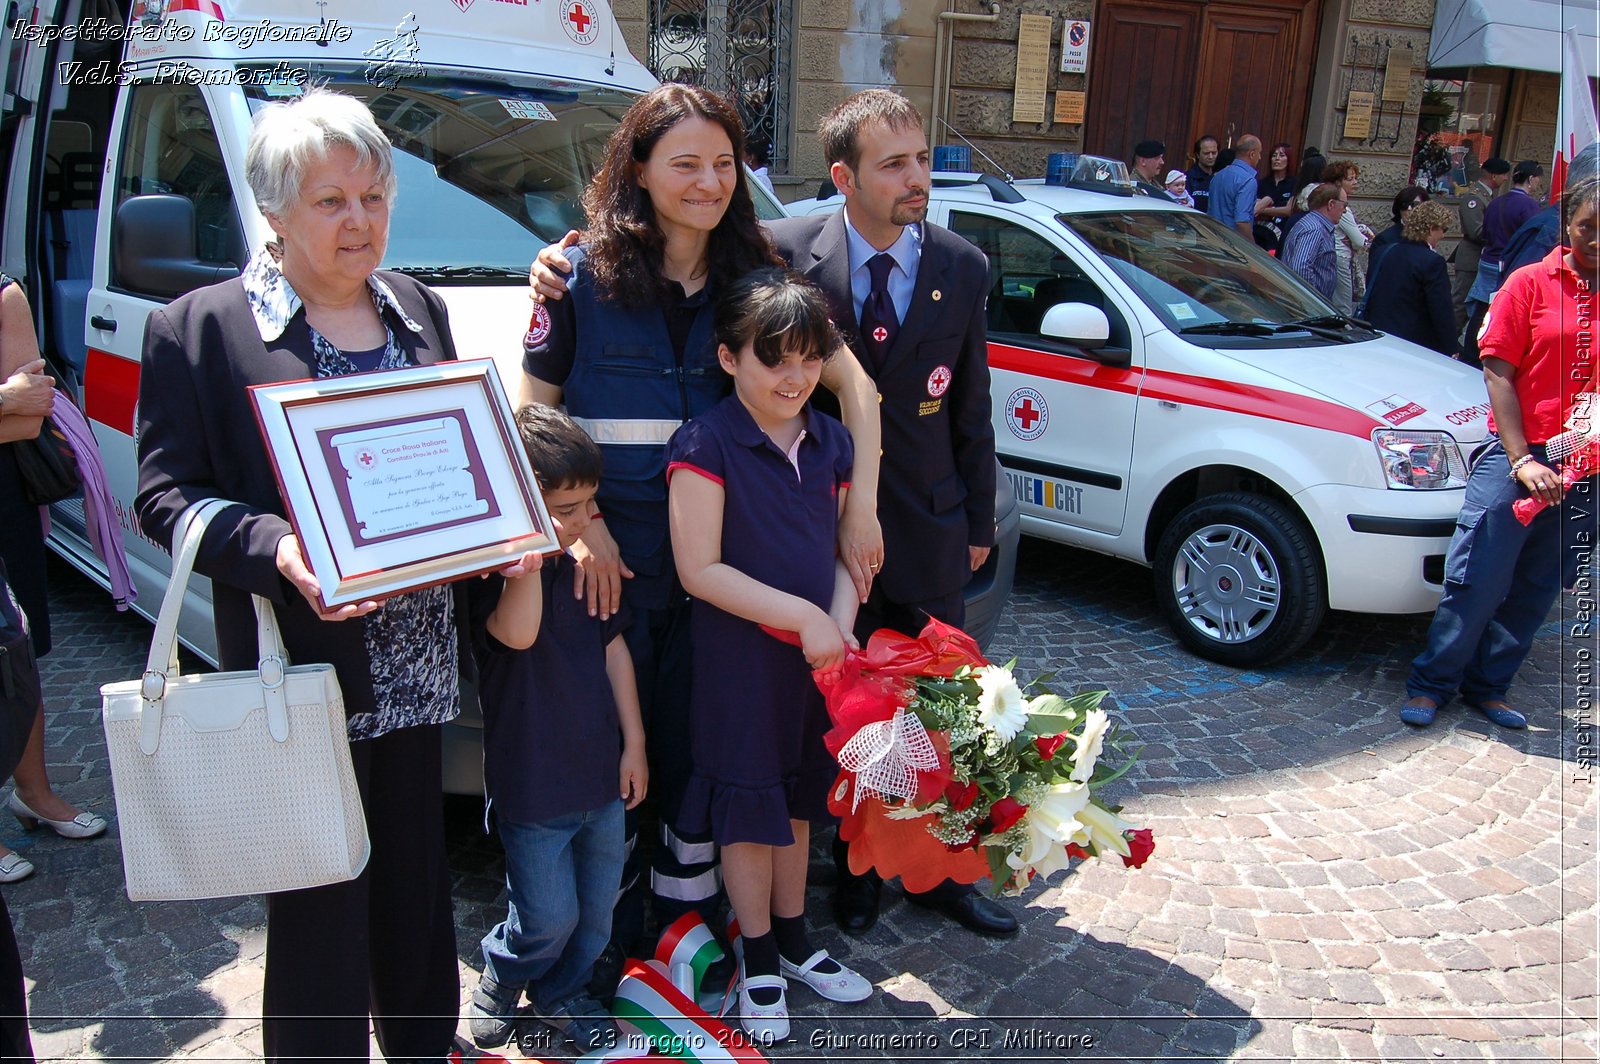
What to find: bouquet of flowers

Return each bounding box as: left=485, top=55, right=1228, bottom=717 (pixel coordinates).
left=1514, top=393, right=1599, bottom=525
left=777, top=618, right=1153, bottom=896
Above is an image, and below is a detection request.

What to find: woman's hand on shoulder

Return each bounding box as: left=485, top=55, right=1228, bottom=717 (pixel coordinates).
left=0, top=359, right=55, bottom=417
left=528, top=230, right=580, bottom=303
left=275, top=534, right=385, bottom=621
left=570, top=519, right=633, bottom=620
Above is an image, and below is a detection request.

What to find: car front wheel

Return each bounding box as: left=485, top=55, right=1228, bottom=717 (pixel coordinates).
left=1153, top=492, right=1326, bottom=666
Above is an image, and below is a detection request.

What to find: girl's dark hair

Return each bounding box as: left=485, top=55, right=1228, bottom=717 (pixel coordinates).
left=715, top=268, right=838, bottom=367
left=582, top=83, right=781, bottom=309
left=515, top=403, right=603, bottom=490
left=1293, top=151, right=1326, bottom=197
left=1390, top=185, right=1430, bottom=225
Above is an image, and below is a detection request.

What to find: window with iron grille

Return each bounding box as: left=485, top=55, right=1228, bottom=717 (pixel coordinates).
left=647, top=0, right=792, bottom=172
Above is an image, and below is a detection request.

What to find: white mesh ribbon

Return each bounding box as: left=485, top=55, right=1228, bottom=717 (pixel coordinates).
left=836, top=708, right=942, bottom=811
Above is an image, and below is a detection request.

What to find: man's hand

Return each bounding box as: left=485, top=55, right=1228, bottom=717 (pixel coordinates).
left=528, top=230, right=580, bottom=303
left=0, top=359, right=55, bottom=417
left=570, top=519, right=633, bottom=620
left=276, top=534, right=384, bottom=621
left=838, top=506, right=884, bottom=601
left=1253, top=196, right=1273, bottom=216
left=968, top=545, right=991, bottom=572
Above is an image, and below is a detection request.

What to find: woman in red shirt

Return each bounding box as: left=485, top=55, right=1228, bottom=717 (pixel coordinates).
left=1401, top=174, right=1599, bottom=729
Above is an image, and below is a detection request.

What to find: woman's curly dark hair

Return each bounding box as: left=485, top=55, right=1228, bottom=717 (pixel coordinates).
left=582, top=83, right=781, bottom=308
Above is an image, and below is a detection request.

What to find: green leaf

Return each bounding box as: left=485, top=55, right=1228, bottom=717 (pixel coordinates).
left=1023, top=712, right=1077, bottom=737
left=984, top=843, right=1011, bottom=886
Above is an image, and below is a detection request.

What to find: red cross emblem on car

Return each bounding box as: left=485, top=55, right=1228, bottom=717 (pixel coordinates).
left=1014, top=397, right=1040, bottom=429
left=568, top=3, right=591, bottom=31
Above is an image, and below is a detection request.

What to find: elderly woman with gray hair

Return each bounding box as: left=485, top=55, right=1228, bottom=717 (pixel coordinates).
left=134, top=88, right=511, bottom=1061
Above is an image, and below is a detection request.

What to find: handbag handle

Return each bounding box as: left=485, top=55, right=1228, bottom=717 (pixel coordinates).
left=138, top=499, right=295, bottom=754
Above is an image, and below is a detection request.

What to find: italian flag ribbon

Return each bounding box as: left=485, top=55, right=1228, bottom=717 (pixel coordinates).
left=588, top=958, right=766, bottom=1063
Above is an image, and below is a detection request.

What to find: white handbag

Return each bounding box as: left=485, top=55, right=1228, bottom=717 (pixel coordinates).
left=101, top=498, right=369, bottom=901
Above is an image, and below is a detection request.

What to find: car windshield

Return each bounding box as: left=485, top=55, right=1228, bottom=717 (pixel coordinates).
left=1061, top=209, right=1340, bottom=334
left=244, top=71, right=786, bottom=277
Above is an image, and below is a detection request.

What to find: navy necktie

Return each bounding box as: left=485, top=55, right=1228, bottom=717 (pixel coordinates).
left=859, top=252, right=898, bottom=361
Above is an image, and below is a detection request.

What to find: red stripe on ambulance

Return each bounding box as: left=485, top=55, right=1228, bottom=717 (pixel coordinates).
left=987, top=341, right=1383, bottom=439
left=86, top=348, right=139, bottom=437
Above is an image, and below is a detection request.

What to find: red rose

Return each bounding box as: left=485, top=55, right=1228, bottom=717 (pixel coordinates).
left=1121, top=828, right=1155, bottom=869
left=1066, top=843, right=1091, bottom=860
left=1034, top=733, right=1068, bottom=760
left=943, top=833, right=979, bottom=853
left=943, top=780, right=979, bottom=811
left=987, top=797, right=1028, bottom=834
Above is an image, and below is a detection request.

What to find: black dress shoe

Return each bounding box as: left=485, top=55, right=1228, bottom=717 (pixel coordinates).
left=833, top=870, right=882, bottom=935
left=905, top=886, right=1019, bottom=938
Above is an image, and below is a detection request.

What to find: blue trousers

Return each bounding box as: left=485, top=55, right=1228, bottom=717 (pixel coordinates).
left=482, top=801, right=625, bottom=1012
left=1408, top=440, right=1596, bottom=705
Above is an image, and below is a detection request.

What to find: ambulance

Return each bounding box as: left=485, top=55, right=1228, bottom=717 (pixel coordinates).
left=0, top=0, right=705, bottom=793
left=794, top=166, right=1493, bottom=666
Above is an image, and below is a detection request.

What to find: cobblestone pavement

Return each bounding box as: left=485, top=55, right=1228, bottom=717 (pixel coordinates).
left=12, top=539, right=1598, bottom=1062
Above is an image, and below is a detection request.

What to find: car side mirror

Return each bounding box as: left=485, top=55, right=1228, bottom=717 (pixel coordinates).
left=114, top=194, right=240, bottom=300
left=1040, top=302, right=1110, bottom=349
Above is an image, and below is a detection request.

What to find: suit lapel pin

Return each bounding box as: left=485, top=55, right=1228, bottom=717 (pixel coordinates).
left=932, top=290, right=942, bottom=301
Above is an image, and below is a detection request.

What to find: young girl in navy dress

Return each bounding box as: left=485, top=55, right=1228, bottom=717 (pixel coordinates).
left=666, top=269, right=873, bottom=1041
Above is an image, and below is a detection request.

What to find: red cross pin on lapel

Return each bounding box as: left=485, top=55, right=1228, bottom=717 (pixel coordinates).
left=872, top=326, right=889, bottom=343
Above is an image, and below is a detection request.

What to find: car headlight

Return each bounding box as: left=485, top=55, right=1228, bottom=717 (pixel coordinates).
left=1373, top=429, right=1468, bottom=490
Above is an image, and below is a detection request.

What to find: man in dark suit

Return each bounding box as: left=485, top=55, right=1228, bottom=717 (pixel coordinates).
left=527, top=90, right=1014, bottom=938
left=764, top=90, right=1013, bottom=939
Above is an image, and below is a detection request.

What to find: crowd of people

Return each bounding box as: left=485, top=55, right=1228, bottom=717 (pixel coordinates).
left=0, top=74, right=1595, bottom=1062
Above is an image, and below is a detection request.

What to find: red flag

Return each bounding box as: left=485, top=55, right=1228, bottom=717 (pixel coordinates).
left=1552, top=26, right=1599, bottom=200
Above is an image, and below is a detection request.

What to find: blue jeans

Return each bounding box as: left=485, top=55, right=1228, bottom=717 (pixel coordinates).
left=1408, top=440, right=1595, bottom=705
left=482, top=801, right=625, bottom=1012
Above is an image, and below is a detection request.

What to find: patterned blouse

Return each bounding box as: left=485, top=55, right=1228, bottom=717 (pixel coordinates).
left=243, top=249, right=460, bottom=741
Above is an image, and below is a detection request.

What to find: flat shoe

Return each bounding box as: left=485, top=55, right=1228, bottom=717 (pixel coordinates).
left=1469, top=701, right=1526, bottom=730
left=780, top=948, right=873, bottom=1002
left=1399, top=698, right=1439, bottom=727
left=0, top=852, right=34, bottom=883
left=737, top=974, right=790, bottom=1044
left=8, top=793, right=107, bottom=839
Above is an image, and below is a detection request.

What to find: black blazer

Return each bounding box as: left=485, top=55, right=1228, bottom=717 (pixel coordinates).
left=1363, top=240, right=1459, bottom=358
left=765, top=213, right=996, bottom=603
left=134, top=272, right=463, bottom=714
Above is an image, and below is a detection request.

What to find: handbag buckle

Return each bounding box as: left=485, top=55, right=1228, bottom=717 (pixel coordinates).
left=140, top=670, right=167, bottom=702
left=259, top=655, right=286, bottom=690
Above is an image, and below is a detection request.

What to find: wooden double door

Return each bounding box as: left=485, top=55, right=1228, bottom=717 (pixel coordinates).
left=1085, top=0, right=1323, bottom=168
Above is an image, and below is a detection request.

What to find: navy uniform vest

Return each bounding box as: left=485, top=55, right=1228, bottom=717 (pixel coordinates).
left=562, top=249, right=727, bottom=608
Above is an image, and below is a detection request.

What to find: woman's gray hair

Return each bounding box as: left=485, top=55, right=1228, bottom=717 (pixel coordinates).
left=245, top=88, right=395, bottom=219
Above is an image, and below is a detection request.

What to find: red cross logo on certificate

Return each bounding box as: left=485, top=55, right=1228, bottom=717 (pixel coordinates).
left=562, top=0, right=599, bottom=42
left=872, top=326, right=889, bottom=343
left=356, top=448, right=377, bottom=470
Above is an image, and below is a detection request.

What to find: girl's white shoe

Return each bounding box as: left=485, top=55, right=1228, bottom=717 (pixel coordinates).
left=780, top=949, right=873, bottom=1002
left=737, top=974, right=790, bottom=1044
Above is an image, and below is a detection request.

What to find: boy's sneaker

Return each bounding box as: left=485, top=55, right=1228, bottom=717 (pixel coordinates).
left=543, top=994, right=621, bottom=1052
left=467, top=973, right=523, bottom=1050
left=586, top=942, right=626, bottom=1006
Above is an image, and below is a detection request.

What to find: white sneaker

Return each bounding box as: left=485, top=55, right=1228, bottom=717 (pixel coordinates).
left=737, top=974, right=790, bottom=1044
left=780, top=949, right=873, bottom=1002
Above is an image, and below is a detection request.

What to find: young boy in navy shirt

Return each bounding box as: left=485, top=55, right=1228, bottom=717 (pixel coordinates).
left=468, top=404, right=648, bottom=1052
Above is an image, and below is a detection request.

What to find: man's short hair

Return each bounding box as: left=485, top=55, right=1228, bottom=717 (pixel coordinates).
left=1481, top=157, right=1511, bottom=176
left=1133, top=139, right=1164, bottom=160
left=1234, top=134, right=1262, bottom=155
left=1307, top=182, right=1344, bottom=212
left=818, top=89, right=922, bottom=173
left=1194, top=134, right=1219, bottom=153
left=1513, top=160, right=1544, bottom=184
left=515, top=403, right=603, bottom=491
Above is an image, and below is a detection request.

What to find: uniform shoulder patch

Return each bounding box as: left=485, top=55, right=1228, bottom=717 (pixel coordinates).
left=524, top=303, right=552, bottom=347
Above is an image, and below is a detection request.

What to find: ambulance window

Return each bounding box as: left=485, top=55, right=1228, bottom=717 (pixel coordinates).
left=112, top=84, right=245, bottom=290
left=948, top=211, right=1128, bottom=349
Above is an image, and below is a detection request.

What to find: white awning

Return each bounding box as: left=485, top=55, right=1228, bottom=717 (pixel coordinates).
left=1428, top=0, right=1600, bottom=75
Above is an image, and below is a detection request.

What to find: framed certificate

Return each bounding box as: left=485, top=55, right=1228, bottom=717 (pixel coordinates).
left=250, top=360, right=559, bottom=608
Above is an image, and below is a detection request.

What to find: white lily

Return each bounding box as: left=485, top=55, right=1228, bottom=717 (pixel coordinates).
left=974, top=665, right=1028, bottom=741
left=1006, top=781, right=1091, bottom=879
left=1073, top=801, right=1136, bottom=860
left=1069, top=708, right=1110, bottom=782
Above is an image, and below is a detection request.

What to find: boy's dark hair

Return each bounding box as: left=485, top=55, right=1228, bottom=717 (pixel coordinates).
left=818, top=89, right=921, bottom=173
left=714, top=267, right=838, bottom=368
left=515, top=403, right=603, bottom=491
